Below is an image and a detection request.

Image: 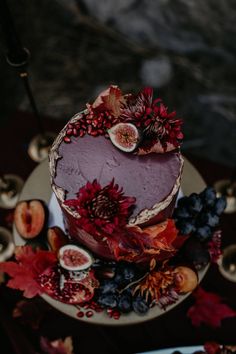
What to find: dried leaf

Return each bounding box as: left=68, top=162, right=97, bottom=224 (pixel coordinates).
left=40, top=336, right=74, bottom=354
left=187, top=287, right=236, bottom=328
left=92, top=85, right=125, bottom=117
left=0, top=246, right=57, bottom=298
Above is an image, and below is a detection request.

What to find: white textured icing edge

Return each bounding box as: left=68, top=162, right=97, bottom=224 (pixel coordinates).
left=49, top=112, right=184, bottom=225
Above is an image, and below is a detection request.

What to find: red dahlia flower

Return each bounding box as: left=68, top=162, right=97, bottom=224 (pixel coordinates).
left=121, top=87, right=183, bottom=153
left=64, top=179, right=136, bottom=237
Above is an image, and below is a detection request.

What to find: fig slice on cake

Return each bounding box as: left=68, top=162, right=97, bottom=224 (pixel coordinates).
left=58, top=245, right=93, bottom=271
left=14, top=200, right=47, bottom=239
left=108, top=123, right=140, bottom=152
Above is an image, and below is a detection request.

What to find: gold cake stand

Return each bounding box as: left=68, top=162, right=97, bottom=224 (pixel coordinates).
left=13, top=158, right=206, bottom=325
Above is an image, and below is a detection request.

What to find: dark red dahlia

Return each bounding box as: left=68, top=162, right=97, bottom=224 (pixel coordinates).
left=64, top=179, right=136, bottom=237
left=121, top=87, right=183, bottom=151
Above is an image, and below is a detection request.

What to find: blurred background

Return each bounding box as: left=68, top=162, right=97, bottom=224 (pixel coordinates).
left=1, top=0, right=236, bottom=166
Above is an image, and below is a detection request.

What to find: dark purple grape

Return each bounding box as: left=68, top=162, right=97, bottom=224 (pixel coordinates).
left=132, top=296, right=149, bottom=315
left=214, top=196, right=227, bottom=215
left=177, top=196, right=189, bottom=208
left=182, top=238, right=210, bottom=268
left=176, top=219, right=196, bottom=235
left=115, top=262, right=138, bottom=285
left=195, top=225, right=212, bottom=242
left=207, top=213, right=219, bottom=227
left=200, top=187, right=217, bottom=207
left=188, top=193, right=203, bottom=213
left=99, top=279, right=118, bottom=294
left=197, top=212, right=219, bottom=228
left=97, top=293, right=118, bottom=308
left=174, top=206, right=191, bottom=219
left=118, top=294, right=132, bottom=313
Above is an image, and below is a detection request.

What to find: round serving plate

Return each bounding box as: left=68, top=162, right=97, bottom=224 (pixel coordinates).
left=13, top=157, right=207, bottom=325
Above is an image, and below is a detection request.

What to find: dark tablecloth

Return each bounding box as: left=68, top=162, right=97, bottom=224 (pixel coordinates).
left=1, top=111, right=236, bottom=354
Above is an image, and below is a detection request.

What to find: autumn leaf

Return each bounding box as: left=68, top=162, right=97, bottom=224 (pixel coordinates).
left=0, top=245, right=57, bottom=298
left=92, top=85, right=125, bottom=117
left=40, top=336, right=74, bottom=354
left=187, top=287, right=236, bottom=328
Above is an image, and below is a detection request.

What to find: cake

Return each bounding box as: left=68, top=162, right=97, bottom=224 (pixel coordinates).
left=1, top=85, right=226, bottom=320
left=49, top=86, right=184, bottom=262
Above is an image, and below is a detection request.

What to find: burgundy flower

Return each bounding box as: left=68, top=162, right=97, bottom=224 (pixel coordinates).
left=208, top=230, right=222, bottom=263
left=121, top=87, right=183, bottom=152
left=64, top=179, right=136, bottom=237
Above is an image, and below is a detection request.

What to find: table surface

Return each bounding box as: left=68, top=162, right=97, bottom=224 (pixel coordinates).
left=1, top=111, right=236, bottom=354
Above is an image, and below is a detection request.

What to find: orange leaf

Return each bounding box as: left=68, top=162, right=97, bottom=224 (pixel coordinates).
left=92, top=85, right=125, bottom=117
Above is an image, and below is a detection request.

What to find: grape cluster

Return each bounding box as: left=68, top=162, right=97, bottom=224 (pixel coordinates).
left=94, top=262, right=149, bottom=315
left=174, top=187, right=226, bottom=242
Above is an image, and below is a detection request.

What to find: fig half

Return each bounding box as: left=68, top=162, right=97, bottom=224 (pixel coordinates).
left=108, top=123, right=140, bottom=152
left=58, top=245, right=93, bottom=271
left=14, top=200, right=47, bottom=239
left=174, top=266, right=198, bottom=293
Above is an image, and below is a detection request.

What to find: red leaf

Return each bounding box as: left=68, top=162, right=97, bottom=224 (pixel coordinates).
left=92, top=85, right=124, bottom=117
left=0, top=246, right=57, bottom=298
left=204, top=342, right=221, bottom=354
left=187, top=287, right=236, bottom=328
left=40, top=336, right=74, bottom=354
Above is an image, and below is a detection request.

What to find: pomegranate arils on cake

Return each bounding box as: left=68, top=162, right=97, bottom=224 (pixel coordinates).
left=64, top=109, right=119, bottom=143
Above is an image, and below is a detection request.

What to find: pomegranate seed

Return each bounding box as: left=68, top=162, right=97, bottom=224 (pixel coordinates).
left=63, top=136, right=71, bottom=143
left=68, top=124, right=73, bottom=129
left=77, top=311, right=84, bottom=318
left=90, top=130, right=98, bottom=136
left=79, top=130, right=85, bottom=137
left=66, top=128, right=73, bottom=136
left=73, top=128, right=78, bottom=136
left=87, top=125, right=92, bottom=134
left=86, top=311, right=93, bottom=318
left=113, top=314, right=120, bottom=320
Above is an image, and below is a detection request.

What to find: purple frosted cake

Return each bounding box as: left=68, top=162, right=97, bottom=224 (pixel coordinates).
left=49, top=86, right=184, bottom=262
